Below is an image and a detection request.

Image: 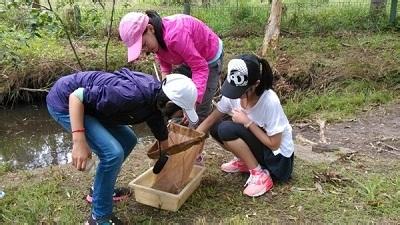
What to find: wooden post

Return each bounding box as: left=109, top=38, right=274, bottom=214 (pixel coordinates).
left=260, top=0, right=283, bottom=57
left=32, top=0, right=40, bottom=8
left=183, top=0, right=190, bottom=15
left=389, top=0, right=398, bottom=25
left=370, top=0, right=387, bottom=16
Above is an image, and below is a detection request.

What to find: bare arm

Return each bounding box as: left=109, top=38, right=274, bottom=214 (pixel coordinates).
left=196, top=108, right=224, bottom=134
left=247, top=123, right=282, bottom=150
left=231, top=108, right=282, bottom=150
left=69, top=93, right=92, bottom=171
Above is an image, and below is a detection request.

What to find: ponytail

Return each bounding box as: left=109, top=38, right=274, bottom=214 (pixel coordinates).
left=255, top=57, right=273, bottom=96
left=145, top=10, right=167, bottom=50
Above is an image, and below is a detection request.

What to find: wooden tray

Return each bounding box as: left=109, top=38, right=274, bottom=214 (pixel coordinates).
left=129, top=165, right=206, bottom=212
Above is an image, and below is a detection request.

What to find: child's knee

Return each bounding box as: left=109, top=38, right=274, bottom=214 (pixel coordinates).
left=217, top=121, right=239, bottom=141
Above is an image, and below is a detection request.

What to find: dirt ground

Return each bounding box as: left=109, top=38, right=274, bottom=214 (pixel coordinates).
left=1, top=101, right=400, bottom=224
left=293, top=101, right=400, bottom=162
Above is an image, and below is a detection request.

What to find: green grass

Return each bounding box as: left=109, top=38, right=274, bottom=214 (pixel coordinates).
left=284, top=80, right=397, bottom=121
left=2, top=31, right=399, bottom=120
left=1, top=0, right=397, bottom=40
left=1, top=154, right=399, bottom=224
left=0, top=177, right=83, bottom=224
left=0, top=162, right=12, bottom=176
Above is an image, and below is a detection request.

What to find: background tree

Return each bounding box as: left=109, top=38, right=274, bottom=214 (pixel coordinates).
left=260, top=0, right=282, bottom=57
left=370, top=0, right=387, bottom=14
left=32, top=0, right=40, bottom=9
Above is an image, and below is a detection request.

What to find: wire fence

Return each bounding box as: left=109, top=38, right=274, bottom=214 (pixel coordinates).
left=1, top=0, right=397, bottom=37
left=116, top=0, right=399, bottom=34
left=121, top=0, right=399, bottom=22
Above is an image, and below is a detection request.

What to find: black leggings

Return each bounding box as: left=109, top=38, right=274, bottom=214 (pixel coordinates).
left=210, top=119, right=293, bottom=182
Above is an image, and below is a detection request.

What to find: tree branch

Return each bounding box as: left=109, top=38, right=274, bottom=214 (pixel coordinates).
left=104, top=0, right=116, bottom=71
left=38, top=1, right=84, bottom=71
left=19, top=87, right=49, bottom=93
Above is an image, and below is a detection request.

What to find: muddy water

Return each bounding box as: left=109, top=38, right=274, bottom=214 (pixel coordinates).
left=0, top=104, right=152, bottom=170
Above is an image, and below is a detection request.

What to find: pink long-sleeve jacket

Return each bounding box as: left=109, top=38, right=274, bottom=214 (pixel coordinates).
left=155, top=14, right=219, bottom=103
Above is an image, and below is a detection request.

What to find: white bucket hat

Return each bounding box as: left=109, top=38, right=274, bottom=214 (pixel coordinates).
left=162, top=74, right=199, bottom=124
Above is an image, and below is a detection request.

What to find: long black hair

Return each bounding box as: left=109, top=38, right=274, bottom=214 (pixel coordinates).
left=145, top=10, right=167, bottom=50
left=254, top=55, right=273, bottom=96
left=155, top=88, right=181, bottom=118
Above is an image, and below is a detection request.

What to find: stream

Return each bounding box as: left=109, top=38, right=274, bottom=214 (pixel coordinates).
left=0, top=103, right=153, bottom=170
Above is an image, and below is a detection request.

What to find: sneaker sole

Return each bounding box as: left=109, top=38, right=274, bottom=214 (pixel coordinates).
left=244, top=183, right=273, bottom=197
left=85, top=195, right=130, bottom=204
left=221, top=167, right=249, bottom=173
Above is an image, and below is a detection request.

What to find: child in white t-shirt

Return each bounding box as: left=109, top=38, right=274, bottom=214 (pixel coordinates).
left=197, top=54, right=294, bottom=197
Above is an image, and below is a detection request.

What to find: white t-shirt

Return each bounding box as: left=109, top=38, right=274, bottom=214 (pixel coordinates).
left=216, top=90, right=294, bottom=158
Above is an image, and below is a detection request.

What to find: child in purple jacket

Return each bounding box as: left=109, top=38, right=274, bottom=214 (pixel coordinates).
left=119, top=10, right=224, bottom=123
left=46, top=68, right=198, bottom=224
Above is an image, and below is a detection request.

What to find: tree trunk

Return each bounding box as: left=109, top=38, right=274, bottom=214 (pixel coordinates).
left=183, top=0, right=191, bottom=15
left=260, top=0, right=282, bottom=57
left=370, top=0, right=387, bottom=15
left=201, top=0, right=210, bottom=7
left=32, top=0, right=40, bottom=8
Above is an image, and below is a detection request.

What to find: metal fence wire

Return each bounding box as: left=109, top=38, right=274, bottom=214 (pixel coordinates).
left=124, top=0, right=399, bottom=23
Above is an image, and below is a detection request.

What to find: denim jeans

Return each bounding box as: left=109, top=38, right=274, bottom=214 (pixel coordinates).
left=47, top=105, right=137, bottom=219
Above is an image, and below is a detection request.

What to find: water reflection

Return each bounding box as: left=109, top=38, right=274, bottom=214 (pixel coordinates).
left=0, top=104, right=152, bottom=170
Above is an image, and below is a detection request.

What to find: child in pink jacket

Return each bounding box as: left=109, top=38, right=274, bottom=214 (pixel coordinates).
left=119, top=10, right=224, bottom=125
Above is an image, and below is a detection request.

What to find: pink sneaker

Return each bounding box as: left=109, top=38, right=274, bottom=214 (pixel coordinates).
left=243, top=169, right=273, bottom=197
left=220, top=157, right=249, bottom=173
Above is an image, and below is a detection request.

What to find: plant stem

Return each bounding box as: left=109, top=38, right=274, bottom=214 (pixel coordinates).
left=105, top=0, right=116, bottom=71
left=39, top=0, right=84, bottom=71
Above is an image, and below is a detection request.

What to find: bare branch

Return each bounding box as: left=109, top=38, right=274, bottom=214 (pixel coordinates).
left=317, top=118, right=327, bottom=144
left=19, top=87, right=49, bottom=93
left=38, top=1, right=84, bottom=71
left=105, top=0, right=116, bottom=71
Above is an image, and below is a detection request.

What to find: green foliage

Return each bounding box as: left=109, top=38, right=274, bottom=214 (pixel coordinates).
left=353, top=175, right=400, bottom=215
left=29, top=9, right=63, bottom=36
left=227, top=3, right=266, bottom=37
left=0, top=0, right=33, bottom=29
left=79, top=7, right=104, bottom=37
left=0, top=162, right=13, bottom=176
left=0, top=178, right=81, bottom=224
left=62, top=4, right=83, bottom=36
left=2, top=0, right=394, bottom=39
left=0, top=25, right=29, bottom=67
left=283, top=5, right=390, bottom=34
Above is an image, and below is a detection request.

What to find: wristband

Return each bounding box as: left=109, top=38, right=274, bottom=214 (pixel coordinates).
left=72, top=129, right=85, bottom=133
left=244, top=121, right=253, bottom=129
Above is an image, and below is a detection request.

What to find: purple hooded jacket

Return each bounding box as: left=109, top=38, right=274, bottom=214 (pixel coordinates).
left=46, top=68, right=168, bottom=141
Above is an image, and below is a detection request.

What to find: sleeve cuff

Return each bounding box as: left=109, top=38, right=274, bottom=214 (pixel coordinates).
left=72, top=88, right=84, bottom=102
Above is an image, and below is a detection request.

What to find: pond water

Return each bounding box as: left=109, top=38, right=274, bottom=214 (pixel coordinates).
left=0, top=103, right=153, bottom=170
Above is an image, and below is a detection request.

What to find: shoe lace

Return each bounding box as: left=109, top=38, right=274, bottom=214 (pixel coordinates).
left=244, top=174, right=257, bottom=187
left=231, top=157, right=241, bottom=163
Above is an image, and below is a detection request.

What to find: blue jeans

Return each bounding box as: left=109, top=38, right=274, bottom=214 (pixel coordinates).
left=47, top=105, right=137, bottom=219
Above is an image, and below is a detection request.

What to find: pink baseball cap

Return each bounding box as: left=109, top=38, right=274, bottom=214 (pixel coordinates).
left=119, top=12, right=149, bottom=62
